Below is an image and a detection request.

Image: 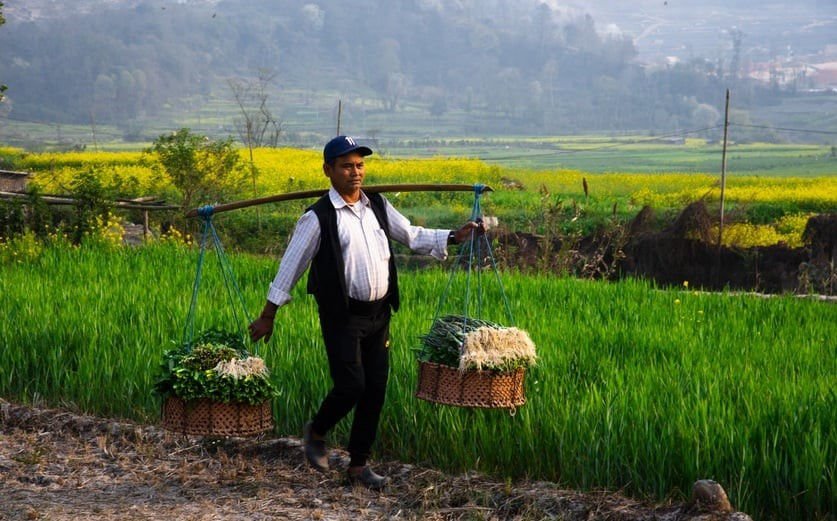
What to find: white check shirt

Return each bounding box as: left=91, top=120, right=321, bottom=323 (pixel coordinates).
left=266, top=188, right=450, bottom=307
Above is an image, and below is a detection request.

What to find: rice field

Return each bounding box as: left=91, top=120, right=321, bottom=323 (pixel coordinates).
left=0, top=240, right=834, bottom=520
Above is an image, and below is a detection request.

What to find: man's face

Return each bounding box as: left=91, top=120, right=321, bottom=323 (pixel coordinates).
left=324, top=151, right=366, bottom=198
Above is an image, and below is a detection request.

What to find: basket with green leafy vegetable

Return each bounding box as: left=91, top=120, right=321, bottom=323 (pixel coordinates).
left=156, top=328, right=277, bottom=437
left=415, top=314, right=536, bottom=410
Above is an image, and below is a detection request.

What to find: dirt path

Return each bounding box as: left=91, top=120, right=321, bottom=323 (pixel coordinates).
left=0, top=399, right=752, bottom=520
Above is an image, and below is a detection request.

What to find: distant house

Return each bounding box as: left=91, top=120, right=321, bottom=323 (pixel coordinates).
left=810, top=62, right=837, bottom=90
left=0, top=170, right=31, bottom=192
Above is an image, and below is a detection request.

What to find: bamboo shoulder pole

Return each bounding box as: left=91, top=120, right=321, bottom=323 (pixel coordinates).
left=185, top=183, right=493, bottom=218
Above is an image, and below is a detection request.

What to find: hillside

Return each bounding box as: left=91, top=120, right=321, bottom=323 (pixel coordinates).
left=1, top=0, right=835, bottom=149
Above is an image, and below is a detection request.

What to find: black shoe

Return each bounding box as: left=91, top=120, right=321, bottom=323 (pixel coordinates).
left=348, top=467, right=389, bottom=490
left=303, top=421, right=329, bottom=472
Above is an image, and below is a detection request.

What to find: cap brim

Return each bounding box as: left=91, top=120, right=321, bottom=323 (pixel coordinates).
left=325, top=145, right=373, bottom=163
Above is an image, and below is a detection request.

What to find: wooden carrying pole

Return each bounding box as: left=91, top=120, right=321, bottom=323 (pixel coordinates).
left=0, top=191, right=180, bottom=211
left=185, top=184, right=493, bottom=218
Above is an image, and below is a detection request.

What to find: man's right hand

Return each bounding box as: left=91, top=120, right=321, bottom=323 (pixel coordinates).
left=250, top=302, right=279, bottom=343
left=249, top=316, right=275, bottom=343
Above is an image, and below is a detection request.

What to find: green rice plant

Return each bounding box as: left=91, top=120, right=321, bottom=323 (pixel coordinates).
left=385, top=274, right=837, bottom=521
left=0, top=241, right=834, bottom=520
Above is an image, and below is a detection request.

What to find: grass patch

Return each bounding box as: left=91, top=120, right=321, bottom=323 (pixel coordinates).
left=0, top=240, right=834, bottom=520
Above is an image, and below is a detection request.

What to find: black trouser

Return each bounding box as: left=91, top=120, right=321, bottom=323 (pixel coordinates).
left=311, top=298, right=391, bottom=468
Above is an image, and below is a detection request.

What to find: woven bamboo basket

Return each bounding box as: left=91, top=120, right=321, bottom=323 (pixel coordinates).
left=415, top=360, right=526, bottom=409
left=161, top=396, right=274, bottom=437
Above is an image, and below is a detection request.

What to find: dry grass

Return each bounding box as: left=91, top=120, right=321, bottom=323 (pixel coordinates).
left=0, top=398, right=752, bottom=521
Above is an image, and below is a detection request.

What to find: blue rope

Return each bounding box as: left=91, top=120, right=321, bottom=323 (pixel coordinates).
left=467, top=186, right=481, bottom=323
left=478, top=228, right=516, bottom=326
left=208, top=218, right=254, bottom=353
left=431, top=184, right=516, bottom=345
left=182, top=205, right=254, bottom=353
left=182, top=212, right=211, bottom=351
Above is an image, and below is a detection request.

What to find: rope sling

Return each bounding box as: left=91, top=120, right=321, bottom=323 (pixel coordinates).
left=159, top=205, right=274, bottom=437
left=432, top=184, right=515, bottom=331
left=416, top=185, right=528, bottom=413
left=182, top=205, right=254, bottom=354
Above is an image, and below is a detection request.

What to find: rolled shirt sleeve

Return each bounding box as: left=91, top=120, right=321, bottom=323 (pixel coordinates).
left=266, top=210, right=320, bottom=307
left=383, top=197, right=451, bottom=260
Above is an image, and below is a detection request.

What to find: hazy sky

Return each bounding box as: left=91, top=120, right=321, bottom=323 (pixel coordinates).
left=551, top=0, right=836, bottom=64
left=5, top=0, right=833, bottom=64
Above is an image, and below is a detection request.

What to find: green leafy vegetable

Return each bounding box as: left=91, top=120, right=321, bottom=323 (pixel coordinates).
left=154, top=330, right=277, bottom=405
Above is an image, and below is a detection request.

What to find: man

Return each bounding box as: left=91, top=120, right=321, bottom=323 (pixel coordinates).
left=249, top=135, right=480, bottom=490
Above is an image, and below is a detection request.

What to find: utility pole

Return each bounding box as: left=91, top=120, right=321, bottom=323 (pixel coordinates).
left=718, top=89, right=730, bottom=250
left=336, top=99, right=342, bottom=136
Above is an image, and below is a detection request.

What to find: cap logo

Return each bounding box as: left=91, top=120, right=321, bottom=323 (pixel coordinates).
left=345, top=136, right=356, bottom=146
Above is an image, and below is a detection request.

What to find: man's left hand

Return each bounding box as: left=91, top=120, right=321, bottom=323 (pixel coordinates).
left=451, top=220, right=485, bottom=244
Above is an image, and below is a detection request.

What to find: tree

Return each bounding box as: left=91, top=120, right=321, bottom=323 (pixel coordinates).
left=228, top=68, right=282, bottom=212
left=373, top=38, right=405, bottom=112
left=692, top=103, right=722, bottom=136
left=384, top=72, right=409, bottom=112
left=429, top=96, right=448, bottom=118
left=68, top=168, right=114, bottom=245
left=146, top=128, right=247, bottom=213
left=228, top=68, right=282, bottom=153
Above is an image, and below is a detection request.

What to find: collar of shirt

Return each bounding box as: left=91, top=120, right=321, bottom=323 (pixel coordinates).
left=328, top=186, right=368, bottom=216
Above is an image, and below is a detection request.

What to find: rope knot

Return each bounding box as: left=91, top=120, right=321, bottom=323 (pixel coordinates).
left=197, top=205, right=215, bottom=220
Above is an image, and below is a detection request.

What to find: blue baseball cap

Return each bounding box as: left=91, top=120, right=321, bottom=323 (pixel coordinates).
left=323, top=135, right=373, bottom=164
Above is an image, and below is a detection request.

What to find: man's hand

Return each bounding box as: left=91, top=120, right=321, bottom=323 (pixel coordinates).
left=451, top=220, right=485, bottom=244
left=249, top=301, right=279, bottom=343
left=248, top=316, right=275, bottom=343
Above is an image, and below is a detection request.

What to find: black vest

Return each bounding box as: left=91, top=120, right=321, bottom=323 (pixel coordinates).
left=306, top=192, right=400, bottom=316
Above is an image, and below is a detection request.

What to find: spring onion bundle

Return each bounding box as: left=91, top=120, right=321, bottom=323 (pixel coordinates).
left=418, top=314, right=537, bottom=372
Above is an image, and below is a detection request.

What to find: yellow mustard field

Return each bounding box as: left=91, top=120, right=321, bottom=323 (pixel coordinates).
left=517, top=169, right=837, bottom=207
left=249, top=148, right=504, bottom=190
left=16, top=147, right=835, bottom=206
left=21, top=148, right=504, bottom=195
left=8, top=146, right=835, bottom=248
